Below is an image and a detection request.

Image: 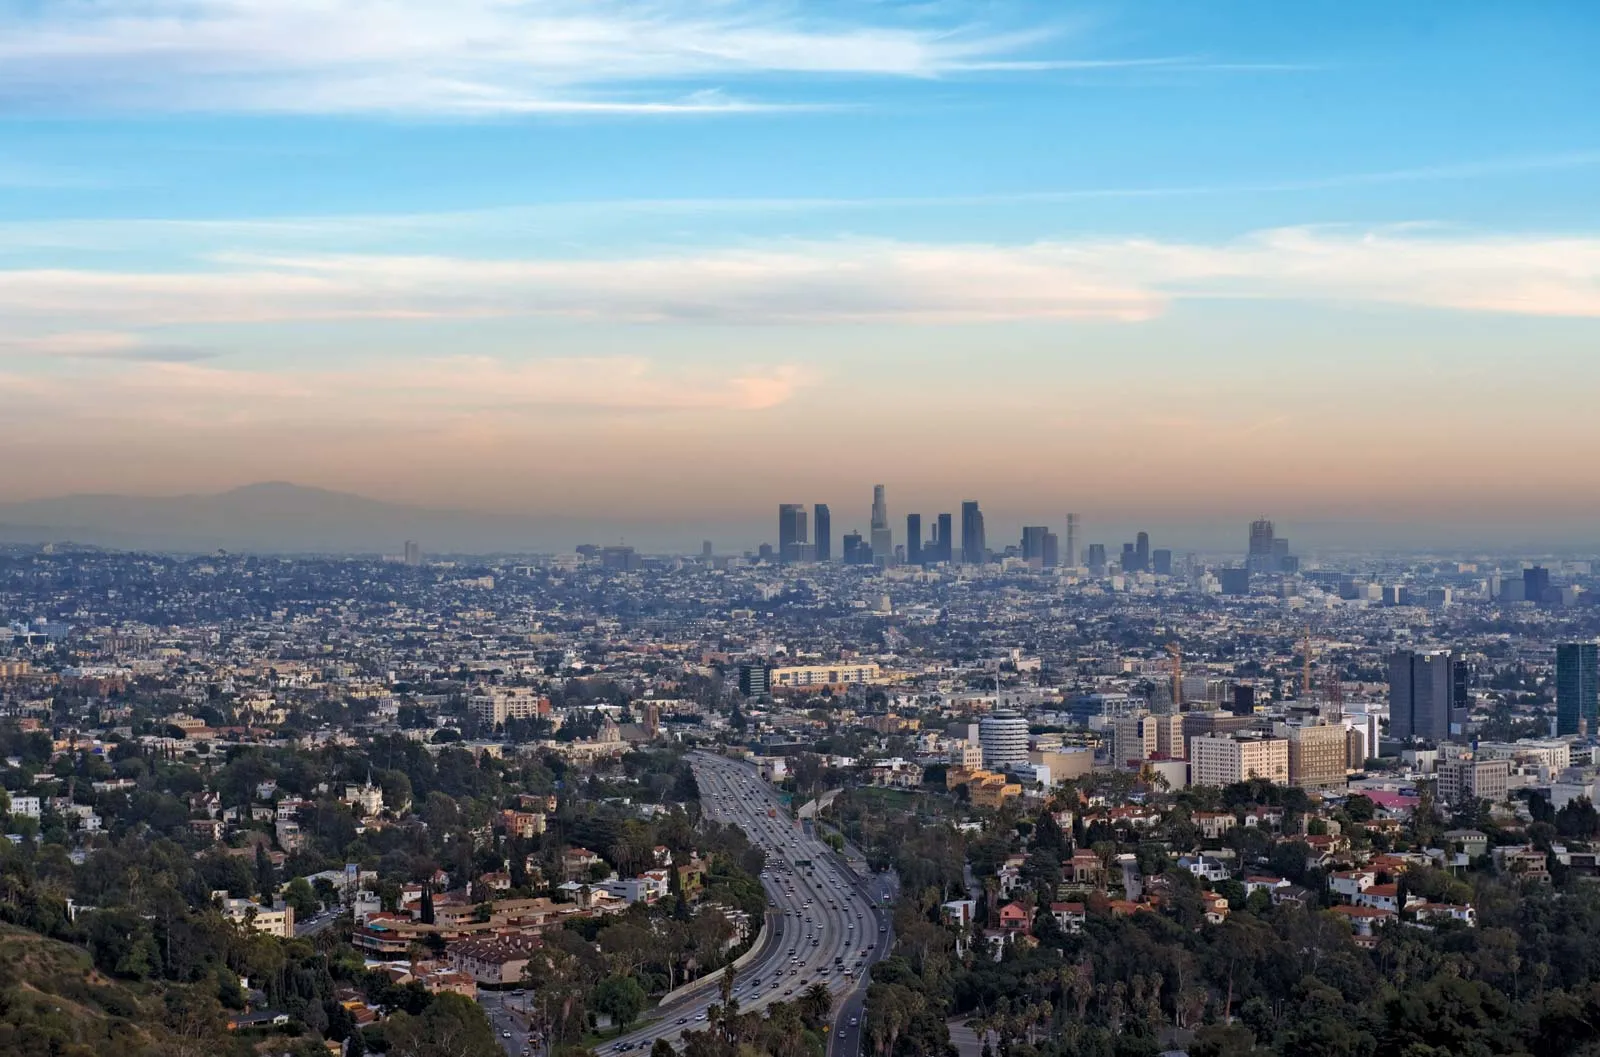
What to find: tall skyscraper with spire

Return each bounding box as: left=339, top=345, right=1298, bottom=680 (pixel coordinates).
left=870, top=484, right=892, bottom=565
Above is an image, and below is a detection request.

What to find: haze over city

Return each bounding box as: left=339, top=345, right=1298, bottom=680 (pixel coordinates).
left=9, top=9, right=1600, bottom=1057
left=2, top=1, right=1598, bottom=550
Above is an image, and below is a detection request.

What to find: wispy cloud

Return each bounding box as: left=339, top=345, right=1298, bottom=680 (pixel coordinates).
left=1, top=227, right=1596, bottom=336
left=0, top=356, right=811, bottom=436
left=0, top=331, right=215, bottom=362
left=0, top=0, right=1013, bottom=115
left=3, top=149, right=1587, bottom=256
left=0, top=1, right=1293, bottom=116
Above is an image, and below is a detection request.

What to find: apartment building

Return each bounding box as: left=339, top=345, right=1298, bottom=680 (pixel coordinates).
left=1438, top=756, right=1511, bottom=806
left=1281, top=721, right=1349, bottom=790
left=1190, top=733, right=1289, bottom=787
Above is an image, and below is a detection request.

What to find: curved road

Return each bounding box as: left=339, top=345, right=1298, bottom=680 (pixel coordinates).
left=589, top=751, right=893, bottom=1057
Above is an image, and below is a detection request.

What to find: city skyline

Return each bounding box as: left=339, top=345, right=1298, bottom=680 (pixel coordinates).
left=5, top=477, right=1600, bottom=555
left=1, top=3, right=1598, bottom=540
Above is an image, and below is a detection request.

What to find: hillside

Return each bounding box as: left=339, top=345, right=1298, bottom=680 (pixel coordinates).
left=0, top=923, right=175, bottom=1057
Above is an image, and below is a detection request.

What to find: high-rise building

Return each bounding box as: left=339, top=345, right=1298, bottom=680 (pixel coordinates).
left=906, top=514, right=923, bottom=566
left=1190, top=733, right=1289, bottom=787
left=936, top=513, right=954, bottom=563
left=1248, top=517, right=1275, bottom=572
left=842, top=532, right=868, bottom=565
left=979, top=710, right=1029, bottom=768
left=1042, top=532, right=1059, bottom=569
left=1389, top=650, right=1467, bottom=743
left=1281, top=721, right=1349, bottom=790
left=1135, top=531, right=1150, bottom=573
left=1557, top=642, right=1599, bottom=737
left=1021, top=526, right=1049, bottom=567
left=601, top=545, right=641, bottom=572
left=738, top=663, right=771, bottom=697
left=1085, top=543, right=1107, bottom=576
left=1152, top=548, right=1173, bottom=576
left=1064, top=513, right=1078, bottom=568
left=778, top=504, right=808, bottom=563
left=701, top=540, right=713, bottom=559
left=961, top=501, right=986, bottom=565
left=1525, top=566, right=1552, bottom=604
left=1231, top=684, right=1257, bottom=716
left=1219, top=568, right=1251, bottom=596
left=1111, top=712, right=1157, bottom=769
left=813, top=504, right=832, bottom=562
left=1437, top=755, right=1511, bottom=806
left=403, top=540, right=422, bottom=567
left=1121, top=542, right=1137, bottom=572
left=870, top=485, right=892, bottom=566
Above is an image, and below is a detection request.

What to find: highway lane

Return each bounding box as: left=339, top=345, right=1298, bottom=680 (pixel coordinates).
left=591, top=751, right=892, bottom=1056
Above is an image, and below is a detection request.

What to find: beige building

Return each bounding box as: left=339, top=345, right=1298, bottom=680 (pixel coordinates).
left=1112, top=713, right=1187, bottom=770
left=1154, top=714, right=1186, bottom=760
left=222, top=897, right=295, bottom=938
left=469, top=687, right=548, bottom=726
left=950, top=743, right=984, bottom=768
left=1346, top=728, right=1368, bottom=770
left=1029, top=747, right=1094, bottom=784
left=1281, top=721, right=1349, bottom=790
left=1190, top=733, right=1289, bottom=787
left=1111, top=713, right=1157, bottom=768
left=769, top=663, right=884, bottom=689
left=1438, top=756, right=1511, bottom=805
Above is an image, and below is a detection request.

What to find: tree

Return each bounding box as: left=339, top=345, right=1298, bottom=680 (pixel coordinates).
left=254, top=843, right=277, bottom=900
left=798, top=983, right=833, bottom=1030
left=283, top=876, right=319, bottom=919
left=385, top=991, right=503, bottom=1057
left=593, top=974, right=647, bottom=1032
left=651, top=1040, right=677, bottom=1057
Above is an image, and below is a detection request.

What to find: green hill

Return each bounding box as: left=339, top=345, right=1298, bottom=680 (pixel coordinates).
left=0, top=922, right=169, bottom=1057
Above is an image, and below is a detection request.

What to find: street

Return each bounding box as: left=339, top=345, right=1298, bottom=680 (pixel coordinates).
left=577, top=751, right=893, bottom=1057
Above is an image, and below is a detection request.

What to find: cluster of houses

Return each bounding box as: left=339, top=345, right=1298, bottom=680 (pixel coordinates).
left=928, top=796, right=1554, bottom=958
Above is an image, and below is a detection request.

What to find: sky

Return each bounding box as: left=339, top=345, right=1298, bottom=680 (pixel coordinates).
left=1, top=0, right=1598, bottom=551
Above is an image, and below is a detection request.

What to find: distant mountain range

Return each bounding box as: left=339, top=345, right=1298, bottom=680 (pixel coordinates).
left=0, top=482, right=553, bottom=554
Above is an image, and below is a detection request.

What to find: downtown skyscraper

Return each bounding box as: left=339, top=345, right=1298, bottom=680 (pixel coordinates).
left=935, top=513, right=954, bottom=563
left=870, top=485, right=892, bottom=565
left=777, top=503, right=808, bottom=563
left=906, top=513, right=923, bottom=566
left=961, top=501, right=986, bottom=565
left=813, top=504, right=832, bottom=563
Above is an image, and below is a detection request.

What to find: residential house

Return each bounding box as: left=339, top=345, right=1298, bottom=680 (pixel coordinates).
left=1178, top=854, right=1230, bottom=883
left=1050, top=902, right=1086, bottom=933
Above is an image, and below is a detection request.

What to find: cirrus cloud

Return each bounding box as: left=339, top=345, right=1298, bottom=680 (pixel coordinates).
left=0, top=0, right=1087, bottom=115
left=0, top=227, right=1597, bottom=341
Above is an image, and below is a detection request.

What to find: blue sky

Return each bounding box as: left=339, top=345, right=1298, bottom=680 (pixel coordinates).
left=1, top=1, right=1598, bottom=547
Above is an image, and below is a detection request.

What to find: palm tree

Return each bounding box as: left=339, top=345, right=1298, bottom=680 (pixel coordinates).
left=798, top=982, right=832, bottom=1028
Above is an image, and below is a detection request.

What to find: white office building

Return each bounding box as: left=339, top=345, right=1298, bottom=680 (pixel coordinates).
left=979, top=710, right=1029, bottom=768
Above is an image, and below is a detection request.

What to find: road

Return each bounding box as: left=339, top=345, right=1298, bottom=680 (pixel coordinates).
left=589, top=751, right=894, bottom=1057
left=481, top=991, right=533, bottom=1055
left=294, top=906, right=344, bottom=937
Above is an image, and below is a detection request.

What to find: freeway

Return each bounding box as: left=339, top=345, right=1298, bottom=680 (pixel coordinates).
left=591, top=751, right=893, bottom=1057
